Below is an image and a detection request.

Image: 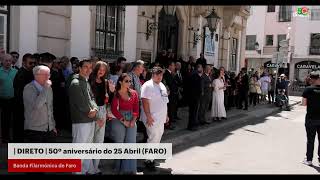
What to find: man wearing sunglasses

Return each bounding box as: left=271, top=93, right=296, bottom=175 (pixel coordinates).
left=10, top=51, right=20, bottom=70
left=13, top=53, right=36, bottom=142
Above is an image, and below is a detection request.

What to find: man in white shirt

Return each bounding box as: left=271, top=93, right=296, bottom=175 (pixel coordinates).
left=141, top=66, right=169, bottom=171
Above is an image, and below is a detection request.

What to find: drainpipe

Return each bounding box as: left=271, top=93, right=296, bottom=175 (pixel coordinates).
left=152, top=6, right=158, bottom=62
left=187, top=6, right=191, bottom=58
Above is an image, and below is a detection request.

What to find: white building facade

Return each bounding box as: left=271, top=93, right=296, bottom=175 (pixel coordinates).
left=0, top=5, right=138, bottom=66
left=1, top=5, right=250, bottom=74
left=136, top=6, right=250, bottom=73
left=245, top=6, right=320, bottom=82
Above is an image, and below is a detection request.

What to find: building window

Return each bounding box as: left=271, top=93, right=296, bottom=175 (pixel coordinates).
left=277, top=34, right=287, bottom=51
left=279, top=6, right=292, bottom=22
left=309, top=33, right=320, bottom=55
left=311, top=8, right=320, bottom=21
left=94, top=6, right=125, bottom=60
left=0, top=6, right=8, bottom=52
left=267, top=6, right=275, bottom=12
left=230, top=38, right=238, bottom=71
left=266, top=35, right=273, bottom=46
left=245, top=35, right=256, bottom=50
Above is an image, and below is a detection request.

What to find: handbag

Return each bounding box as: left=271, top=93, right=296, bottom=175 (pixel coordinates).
left=256, top=86, right=262, bottom=94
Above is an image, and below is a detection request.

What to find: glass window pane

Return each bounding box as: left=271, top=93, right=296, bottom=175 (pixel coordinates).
left=107, top=7, right=117, bottom=31
left=96, top=6, right=106, bottom=30
left=99, top=32, right=105, bottom=49
left=96, top=6, right=100, bottom=29
left=100, top=6, right=106, bottom=30
left=95, top=31, right=105, bottom=50
left=246, top=35, right=256, bottom=50
left=266, top=35, right=273, bottom=46
left=95, top=31, right=99, bottom=49
left=0, top=16, right=4, bottom=34
left=0, top=35, right=4, bottom=49
left=107, top=33, right=116, bottom=51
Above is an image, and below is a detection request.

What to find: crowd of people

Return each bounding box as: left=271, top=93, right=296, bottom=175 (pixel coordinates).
left=0, top=48, right=294, bottom=174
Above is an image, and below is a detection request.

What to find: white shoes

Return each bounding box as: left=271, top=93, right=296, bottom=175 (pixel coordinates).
left=302, top=159, right=313, bottom=166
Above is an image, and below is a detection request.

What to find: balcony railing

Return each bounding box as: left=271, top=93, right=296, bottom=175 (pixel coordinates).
left=263, top=46, right=277, bottom=55
left=309, top=46, right=320, bottom=55
left=277, top=46, right=295, bottom=54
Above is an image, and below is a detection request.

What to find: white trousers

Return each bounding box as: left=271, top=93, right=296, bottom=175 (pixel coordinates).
left=72, top=122, right=95, bottom=175
left=92, top=105, right=107, bottom=174
left=145, top=122, right=165, bottom=162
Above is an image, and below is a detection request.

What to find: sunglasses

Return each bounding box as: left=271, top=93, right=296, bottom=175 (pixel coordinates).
left=124, top=80, right=132, bottom=83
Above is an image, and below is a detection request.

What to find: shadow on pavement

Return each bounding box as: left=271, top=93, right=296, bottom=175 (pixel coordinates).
left=309, top=165, right=320, bottom=173
left=172, top=105, right=300, bottom=155
left=141, top=167, right=173, bottom=175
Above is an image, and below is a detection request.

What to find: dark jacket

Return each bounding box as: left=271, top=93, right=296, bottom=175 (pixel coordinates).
left=163, top=69, right=179, bottom=101
left=174, top=70, right=184, bottom=88
left=50, top=69, right=66, bottom=101
left=13, top=67, right=34, bottom=103
left=277, top=79, right=289, bottom=90
left=240, top=73, right=249, bottom=92
left=202, top=73, right=212, bottom=97
left=190, top=72, right=204, bottom=100
left=69, top=74, right=98, bottom=123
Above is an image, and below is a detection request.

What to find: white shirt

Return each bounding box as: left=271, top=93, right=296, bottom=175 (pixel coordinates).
left=140, top=79, right=169, bottom=125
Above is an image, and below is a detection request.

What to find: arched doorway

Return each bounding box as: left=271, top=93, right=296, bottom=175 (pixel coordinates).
left=157, top=8, right=179, bottom=56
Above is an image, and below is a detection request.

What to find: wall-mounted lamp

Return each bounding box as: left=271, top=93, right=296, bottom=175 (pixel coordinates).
left=205, top=8, right=220, bottom=33
left=146, top=20, right=158, bottom=40
left=188, top=27, right=213, bottom=46
left=220, top=33, right=231, bottom=40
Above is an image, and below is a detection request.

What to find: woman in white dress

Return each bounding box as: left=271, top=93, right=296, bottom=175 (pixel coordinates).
left=211, top=67, right=227, bottom=122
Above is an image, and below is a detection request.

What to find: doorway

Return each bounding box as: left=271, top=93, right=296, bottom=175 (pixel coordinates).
left=157, top=8, right=179, bottom=56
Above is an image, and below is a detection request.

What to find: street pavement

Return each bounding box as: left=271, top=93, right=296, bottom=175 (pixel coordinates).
left=158, top=104, right=320, bottom=174
left=2, top=96, right=316, bottom=175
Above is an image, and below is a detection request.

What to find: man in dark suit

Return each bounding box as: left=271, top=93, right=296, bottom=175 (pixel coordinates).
left=199, top=65, right=212, bottom=125
left=162, top=61, right=178, bottom=130
left=238, top=67, right=249, bottom=110
left=188, top=64, right=204, bottom=131
left=196, top=53, right=207, bottom=69
left=174, top=62, right=184, bottom=119
left=13, top=54, right=36, bottom=142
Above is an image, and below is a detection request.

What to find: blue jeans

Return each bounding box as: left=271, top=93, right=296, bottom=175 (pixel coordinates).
left=111, top=111, right=137, bottom=173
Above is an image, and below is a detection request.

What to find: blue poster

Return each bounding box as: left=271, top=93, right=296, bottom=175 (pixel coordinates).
left=204, top=27, right=215, bottom=55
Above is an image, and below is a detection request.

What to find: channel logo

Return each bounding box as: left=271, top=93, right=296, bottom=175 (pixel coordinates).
left=293, top=7, right=310, bottom=17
